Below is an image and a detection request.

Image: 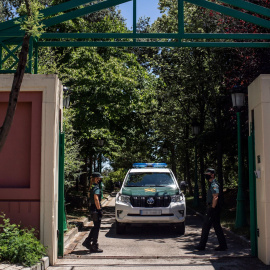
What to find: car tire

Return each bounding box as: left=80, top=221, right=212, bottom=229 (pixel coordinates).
left=116, top=220, right=126, bottom=234
left=175, top=222, right=185, bottom=235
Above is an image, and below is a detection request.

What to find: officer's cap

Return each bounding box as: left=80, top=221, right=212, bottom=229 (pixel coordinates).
left=91, top=172, right=103, bottom=178
left=204, top=168, right=215, bottom=175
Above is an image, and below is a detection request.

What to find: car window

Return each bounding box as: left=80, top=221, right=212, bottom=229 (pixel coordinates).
left=124, top=172, right=176, bottom=187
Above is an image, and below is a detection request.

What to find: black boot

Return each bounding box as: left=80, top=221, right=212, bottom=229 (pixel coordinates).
left=90, top=243, right=103, bottom=253
left=194, top=245, right=205, bottom=251
left=82, top=237, right=92, bottom=249
left=215, top=245, right=228, bottom=251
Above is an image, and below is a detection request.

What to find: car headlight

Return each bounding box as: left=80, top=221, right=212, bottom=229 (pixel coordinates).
left=171, top=194, right=184, bottom=202
left=117, top=194, right=131, bottom=204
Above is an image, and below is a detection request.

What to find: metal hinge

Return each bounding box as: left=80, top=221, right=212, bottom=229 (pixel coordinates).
left=257, top=228, right=260, bottom=237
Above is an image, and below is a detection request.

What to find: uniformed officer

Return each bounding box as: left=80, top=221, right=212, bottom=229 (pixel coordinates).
left=195, top=168, right=227, bottom=251
left=83, top=172, right=103, bottom=253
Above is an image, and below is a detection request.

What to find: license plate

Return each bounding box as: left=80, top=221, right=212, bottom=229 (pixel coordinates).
left=140, top=210, right=162, bottom=215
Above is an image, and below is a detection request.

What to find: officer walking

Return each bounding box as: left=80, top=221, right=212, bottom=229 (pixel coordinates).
left=83, top=172, right=103, bottom=253
left=195, top=168, right=227, bottom=251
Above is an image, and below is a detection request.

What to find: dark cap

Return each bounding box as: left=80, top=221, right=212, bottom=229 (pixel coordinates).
left=91, top=172, right=103, bottom=178
left=204, top=168, right=215, bottom=174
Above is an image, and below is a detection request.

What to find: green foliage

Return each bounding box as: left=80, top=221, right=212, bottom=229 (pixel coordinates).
left=12, top=0, right=263, bottom=199
left=38, top=47, right=62, bottom=74
left=145, top=0, right=250, bottom=193
left=63, top=108, right=84, bottom=192
left=0, top=213, right=46, bottom=267
left=104, top=168, right=127, bottom=191
left=52, top=14, right=159, bottom=169
left=15, top=0, right=45, bottom=38
left=0, top=0, right=51, bottom=20
left=0, top=2, right=5, bottom=22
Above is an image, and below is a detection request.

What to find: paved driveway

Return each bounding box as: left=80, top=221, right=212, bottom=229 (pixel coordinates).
left=48, top=195, right=269, bottom=270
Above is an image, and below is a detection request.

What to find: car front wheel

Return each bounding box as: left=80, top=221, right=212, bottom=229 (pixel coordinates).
left=175, top=222, right=185, bottom=235
left=116, top=220, right=126, bottom=234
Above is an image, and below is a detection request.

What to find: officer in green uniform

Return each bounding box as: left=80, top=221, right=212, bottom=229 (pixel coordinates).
left=195, top=168, right=227, bottom=251
left=83, top=172, right=103, bottom=253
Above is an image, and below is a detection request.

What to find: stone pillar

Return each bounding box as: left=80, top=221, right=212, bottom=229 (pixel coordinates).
left=248, top=74, right=270, bottom=265
left=0, top=74, right=63, bottom=265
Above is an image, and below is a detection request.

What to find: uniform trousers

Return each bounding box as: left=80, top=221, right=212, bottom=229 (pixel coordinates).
left=87, top=211, right=101, bottom=244
left=199, top=207, right=227, bottom=248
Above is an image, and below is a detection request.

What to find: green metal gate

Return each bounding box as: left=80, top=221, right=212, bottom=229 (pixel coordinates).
left=248, top=112, right=258, bottom=257
left=1, top=0, right=270, bottom=74
left=58, top=131, right=67, bottom=257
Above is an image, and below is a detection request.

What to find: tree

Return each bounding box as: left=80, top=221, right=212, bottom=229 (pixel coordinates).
left=36, top=6, right=159, bottom=192
left=143, top=1, right=239, bottom=199
left=0, top=0, right=44, bottom=152
left=144, top=0, right=270, bottom=201
left=63, top=108, right=84, bottom=194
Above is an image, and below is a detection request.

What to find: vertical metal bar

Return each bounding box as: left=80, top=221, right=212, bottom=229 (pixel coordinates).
left=0, top=44, right=2, bottom=70
left=34, top=40, right=38, bottom=74
left=235, top=111, right=247, bottom=228
left=193, top=144, right=199, bottom=207
left=133, top=0, right=136, bottom=43
left=178, top=0, right=184, bottom=42
left=58, top=131, right=65, bottom=257
left=248, top=115, right=258, bottom=256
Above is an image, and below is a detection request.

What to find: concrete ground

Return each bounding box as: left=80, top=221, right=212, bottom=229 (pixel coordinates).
left=46, top=195, right=270, bottom=270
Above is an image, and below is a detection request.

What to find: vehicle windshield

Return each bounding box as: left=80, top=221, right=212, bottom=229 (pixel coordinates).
left=124, top=172, right=176, bottom=187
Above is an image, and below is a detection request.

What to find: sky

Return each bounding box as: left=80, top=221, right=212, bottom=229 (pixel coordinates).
left=116, top=0, right=162, bottom=29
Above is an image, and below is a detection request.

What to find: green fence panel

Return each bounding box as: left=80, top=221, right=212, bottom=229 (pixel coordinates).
left=58, top=132, right=65, bottom=257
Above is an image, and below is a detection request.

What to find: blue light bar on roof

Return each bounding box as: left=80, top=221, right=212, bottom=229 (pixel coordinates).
left=133, top=163, right=167, bottom=168
left=152, top=163, right=167, bottom=168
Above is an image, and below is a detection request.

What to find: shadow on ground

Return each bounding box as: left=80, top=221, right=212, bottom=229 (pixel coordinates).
left=100, top=205, right=252, bottom=257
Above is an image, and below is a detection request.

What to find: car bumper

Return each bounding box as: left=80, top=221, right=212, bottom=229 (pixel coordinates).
left=115, top=201, right=186, bottom=224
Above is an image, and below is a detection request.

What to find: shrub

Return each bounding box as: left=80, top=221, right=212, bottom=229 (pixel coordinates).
left=0, top=213, right=47, bottom=267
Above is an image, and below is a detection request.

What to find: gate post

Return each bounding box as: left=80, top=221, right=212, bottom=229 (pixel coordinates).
left=248, top=75, right=270, bottom=265
left=58, top=131, right=65, bottom=257
left=248, top=118, right=257, bottom=256
left=0, top=74, right=63, bottom=265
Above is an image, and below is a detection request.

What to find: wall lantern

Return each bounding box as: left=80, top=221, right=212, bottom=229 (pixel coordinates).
left=231, top=92, right=245, bottom=109
left=63, top=86, right=70, bottom=108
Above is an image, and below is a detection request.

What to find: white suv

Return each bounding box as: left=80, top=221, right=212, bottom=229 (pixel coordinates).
left=115, top=163, right=186, bottom=234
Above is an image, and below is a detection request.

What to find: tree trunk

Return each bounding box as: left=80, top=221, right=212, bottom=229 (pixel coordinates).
left=199, top=99, right=206, bottom=203
left=184, top=123, right=193, bottom=195
left=199, top=146, right=206, bottom=203
left=216, top=101, right=224, bottom=205
left=171, top=145, right=177, bottom=178
left=185, top=147, right=193, bottom=195
left=90, top=154, right=93, bottom=177
left=82, top=157, right=88, bottom=196
left=217, top=140, right=224, bottom=204
left=0, top=34, right=30, bottom=152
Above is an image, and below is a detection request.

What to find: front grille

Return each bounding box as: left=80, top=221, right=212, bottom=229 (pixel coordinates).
left=130, top=196, right=171, bottom=208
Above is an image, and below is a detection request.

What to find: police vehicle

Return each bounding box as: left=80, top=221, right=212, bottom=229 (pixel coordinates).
left=115, top=163, right=186, bottom=234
